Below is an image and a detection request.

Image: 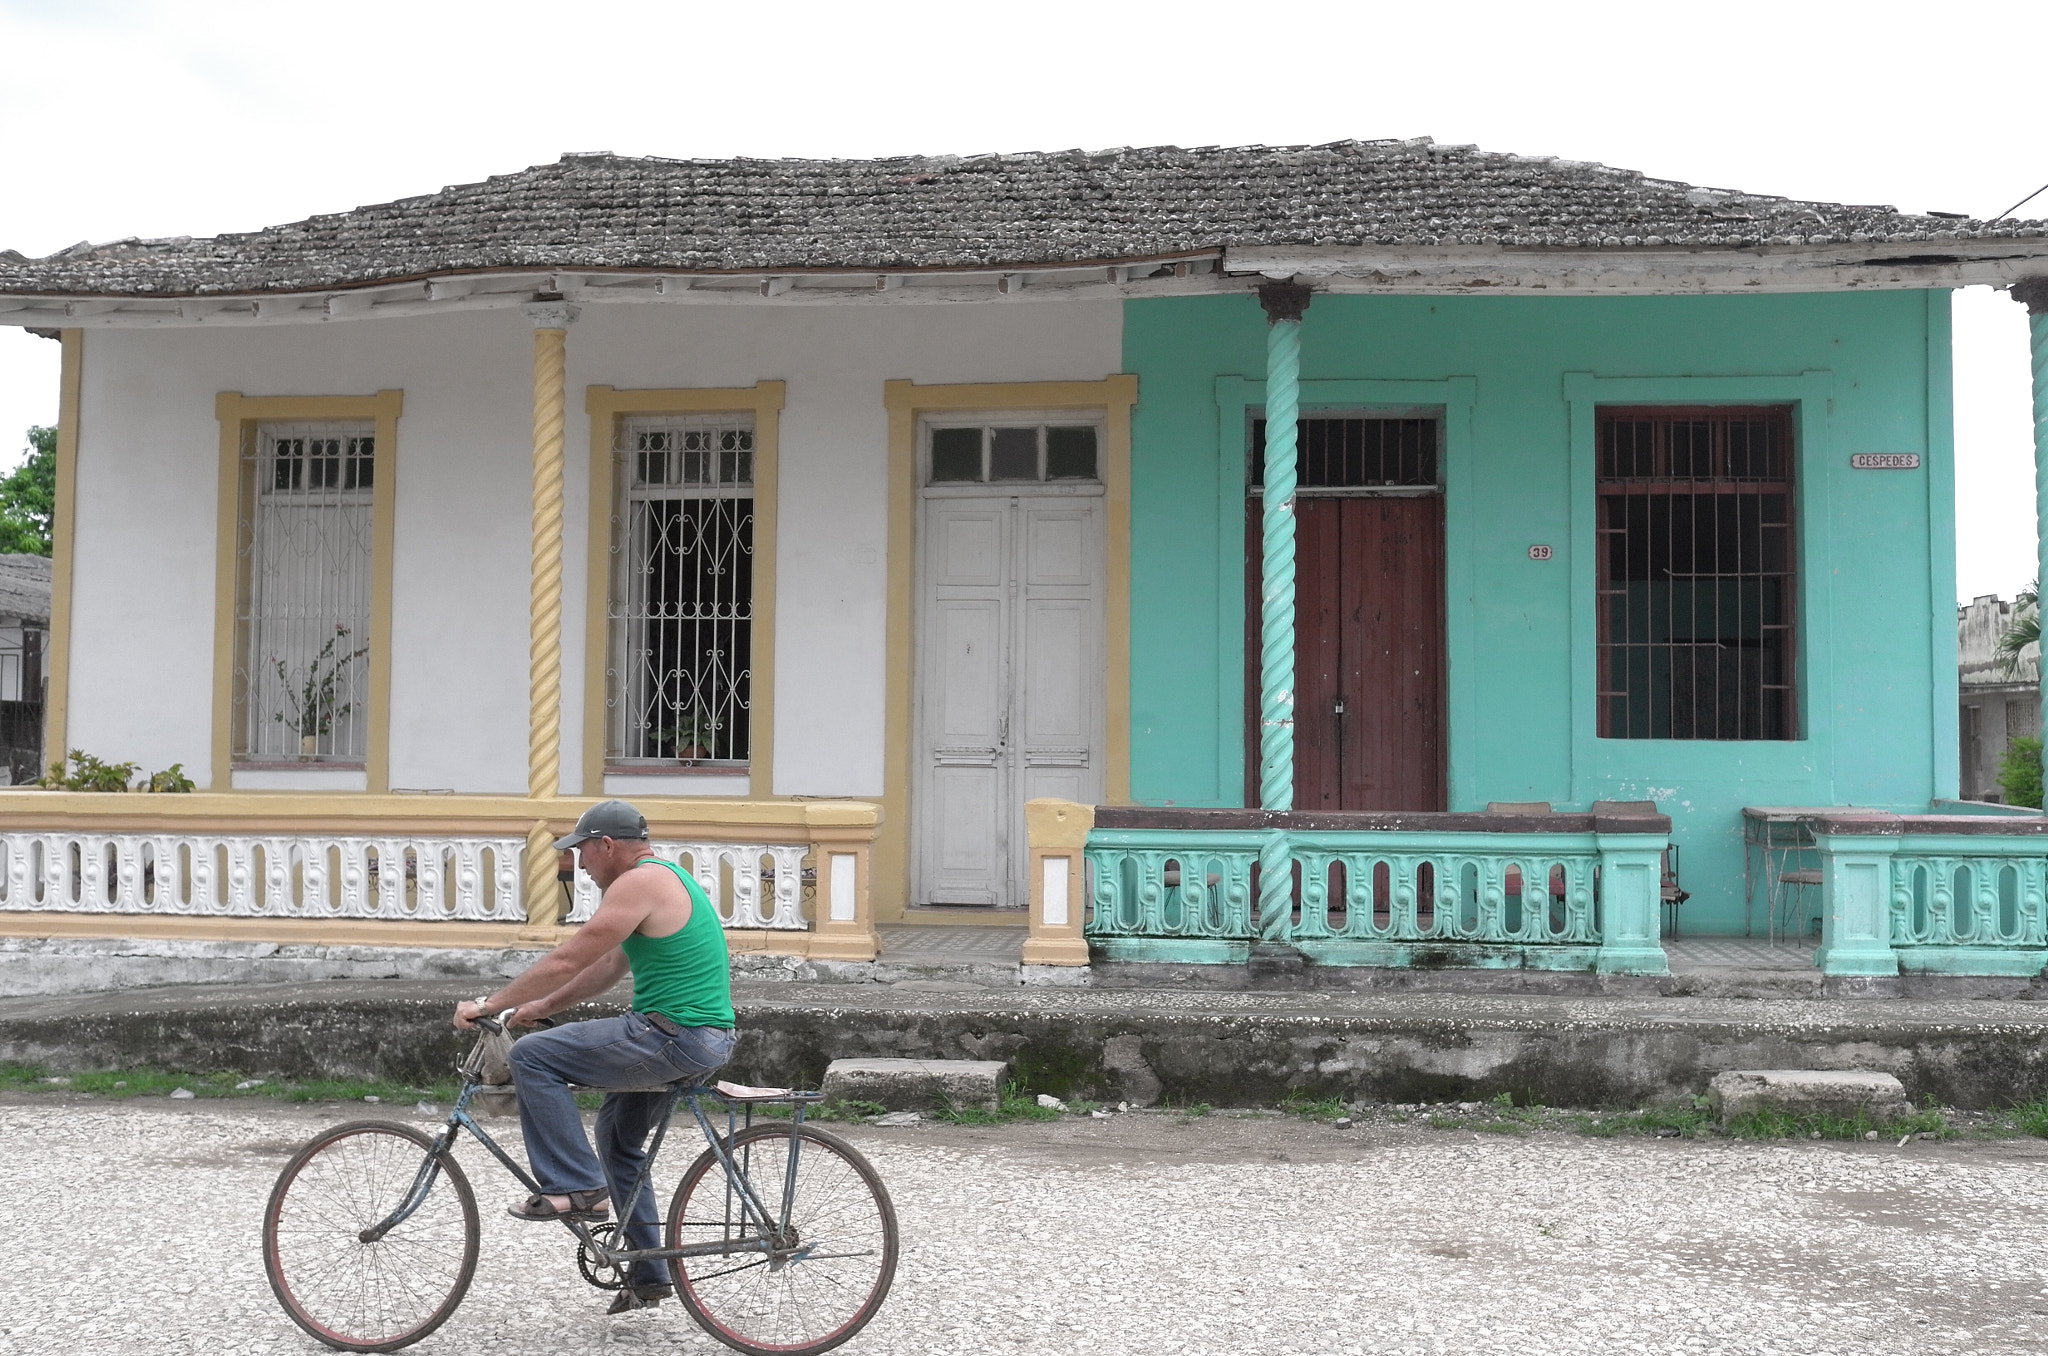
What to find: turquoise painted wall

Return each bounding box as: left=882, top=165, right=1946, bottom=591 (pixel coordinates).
left=1123, top=290, right=1956, bottom=935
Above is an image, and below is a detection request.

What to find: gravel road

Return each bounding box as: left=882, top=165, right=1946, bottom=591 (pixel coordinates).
left=6, top=1096, right=2048, bottom=1356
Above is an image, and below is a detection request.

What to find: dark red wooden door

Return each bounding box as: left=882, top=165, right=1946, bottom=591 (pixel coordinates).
left=1246, top=496, right=1446, bottom=810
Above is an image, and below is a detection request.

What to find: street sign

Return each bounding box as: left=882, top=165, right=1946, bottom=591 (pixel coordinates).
left=1849, top=453, right=1920, bottom=469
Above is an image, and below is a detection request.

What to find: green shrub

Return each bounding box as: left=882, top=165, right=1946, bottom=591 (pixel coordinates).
left=41, top=749, right=139, bottom=791
left=38, top=750, right=194, bottom=793
left=1999, top=737, right=2043, bottom=809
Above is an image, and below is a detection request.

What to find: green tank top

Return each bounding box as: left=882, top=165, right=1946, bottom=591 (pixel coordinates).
left=617, top=859, right=735, bottom=1030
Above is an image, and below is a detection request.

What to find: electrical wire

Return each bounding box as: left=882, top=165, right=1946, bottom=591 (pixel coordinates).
left=1991, top=179, right=2048, bottom=222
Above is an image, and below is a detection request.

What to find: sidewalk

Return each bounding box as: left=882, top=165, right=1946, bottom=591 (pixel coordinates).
left=6, top=964, right=2048, bottom=1112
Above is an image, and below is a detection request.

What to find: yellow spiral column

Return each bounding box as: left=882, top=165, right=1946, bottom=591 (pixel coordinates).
left=524, top=300, right=578, bottom=926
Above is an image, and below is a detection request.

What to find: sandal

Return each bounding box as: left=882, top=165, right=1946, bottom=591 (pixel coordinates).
left=606, top=1284, right=672, bottom=1314
left=506, top=1188, right=610, bottom=1222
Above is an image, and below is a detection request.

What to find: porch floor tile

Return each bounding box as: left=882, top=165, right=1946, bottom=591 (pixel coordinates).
left=1663, top=937, right=1815, bottom=971
left=877, top=924, right=1026, bottom=965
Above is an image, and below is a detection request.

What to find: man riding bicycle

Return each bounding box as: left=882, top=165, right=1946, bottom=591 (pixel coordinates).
left=453, top=798, right=735, bottom=1313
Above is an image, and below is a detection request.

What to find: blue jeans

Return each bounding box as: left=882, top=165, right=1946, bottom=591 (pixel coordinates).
left=508, top=1014, right=738, bottom=1289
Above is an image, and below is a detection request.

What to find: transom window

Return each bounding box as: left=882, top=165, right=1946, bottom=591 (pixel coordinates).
left=606, top=414, right=754, bottom=765
left=235, top=421, right=374, bottom=763
left=927, top=423, right=1099, bottom=484
left=1596, top=406, right=1796, bottom=741
left=1250, top=417, right=1439, bottom=489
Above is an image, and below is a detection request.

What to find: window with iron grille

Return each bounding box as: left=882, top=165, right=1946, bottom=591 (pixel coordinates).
left=235, top=421, right=375, bottom=762
left=1249, top=416, right=1439, bottom=489
left=1596, top=406, right=1796, bottom=740
left=607, top=414, right=754, bottom=765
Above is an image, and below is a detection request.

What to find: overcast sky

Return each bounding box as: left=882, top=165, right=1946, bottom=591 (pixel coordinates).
left=1, top=0, right=2041, bottom=602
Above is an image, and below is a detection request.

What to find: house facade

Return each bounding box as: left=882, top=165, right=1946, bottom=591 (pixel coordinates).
left=1957, top=593, right=2040, bottom=803
left=3, top=141, right=2046, bottom=972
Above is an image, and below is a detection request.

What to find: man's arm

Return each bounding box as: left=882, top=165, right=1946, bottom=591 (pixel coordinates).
left=453, top=868, right=663, bottom=1027
left=513, top=948, right=630, bottom=1025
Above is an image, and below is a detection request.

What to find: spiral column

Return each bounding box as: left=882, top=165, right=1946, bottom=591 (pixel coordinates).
left=1256, top=282, right=1311, bottom=943
left=524, top=300, right=578, bottom=926
left=2020, top=279, right=2048, bottom=748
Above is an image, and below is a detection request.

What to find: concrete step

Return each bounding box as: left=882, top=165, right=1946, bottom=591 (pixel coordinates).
left=819, top=1057, right=1007, bottom=1112
left=1708, top=1069, right=1910, bottom=1124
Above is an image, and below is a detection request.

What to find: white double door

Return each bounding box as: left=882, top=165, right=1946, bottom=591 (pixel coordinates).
left=915, top=489, right=1104, bottom=907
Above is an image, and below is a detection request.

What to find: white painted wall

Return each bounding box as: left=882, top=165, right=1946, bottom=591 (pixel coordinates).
left=67, top=299, right=1123, bottom=797
left=73, top=311, right=533, bottom=791
left=564, top=301, right=1125, bottom=797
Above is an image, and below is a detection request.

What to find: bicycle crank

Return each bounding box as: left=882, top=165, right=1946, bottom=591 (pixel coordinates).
left=576, top=1222, right=627, bottom=1291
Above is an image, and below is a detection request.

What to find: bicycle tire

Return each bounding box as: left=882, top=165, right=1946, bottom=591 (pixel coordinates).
left=666, top=1122, right=899, bottom=1356
left=262, top=1119, right=480, bottom=1353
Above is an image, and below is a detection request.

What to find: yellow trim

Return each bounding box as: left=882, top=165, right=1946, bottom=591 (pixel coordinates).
left=0, top=789, right=877, bottom=833
left=211, top=391, right=403, bottom=792
left=879, top=376, right=1137, bottom=920
left=582, top=383, right=787, bottom=798
left=42, top=330, right=82, bottom=773
left=0, top=914, right=835, bottom=956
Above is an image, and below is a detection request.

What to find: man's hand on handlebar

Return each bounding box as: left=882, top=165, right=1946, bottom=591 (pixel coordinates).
left=453, top=999, right=547, bottom=1031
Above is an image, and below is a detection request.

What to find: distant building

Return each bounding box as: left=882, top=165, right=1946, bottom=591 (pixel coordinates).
left=1958, top=594, right=2039, bottom=802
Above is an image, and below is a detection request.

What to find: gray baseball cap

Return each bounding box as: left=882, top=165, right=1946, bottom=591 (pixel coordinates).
left=552, top=799, right=650, bottom=850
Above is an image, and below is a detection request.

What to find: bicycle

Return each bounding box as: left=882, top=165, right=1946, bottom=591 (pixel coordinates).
left=260, top=1014, right=899, bottom=1355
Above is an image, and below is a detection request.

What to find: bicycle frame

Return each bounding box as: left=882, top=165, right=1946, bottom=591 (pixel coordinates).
left=363, top=1070, right=812, bottom=1273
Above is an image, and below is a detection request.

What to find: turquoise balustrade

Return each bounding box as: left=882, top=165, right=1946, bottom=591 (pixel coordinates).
left=1083, top=811, right=1669, bottom=973
left=1804, top=812, right=2048, bottom=977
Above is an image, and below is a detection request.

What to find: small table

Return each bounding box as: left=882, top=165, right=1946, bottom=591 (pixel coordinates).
left=1740, top=807, right=1888, bottom=943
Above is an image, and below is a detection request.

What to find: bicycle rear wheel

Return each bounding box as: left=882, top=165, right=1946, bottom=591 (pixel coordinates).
left=262, top=1119, right=480, bottom=1352
left=667, top=1123, right=898, bottom=1356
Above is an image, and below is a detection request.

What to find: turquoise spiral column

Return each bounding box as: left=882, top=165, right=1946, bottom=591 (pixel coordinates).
left=1256, top=282, right=1311, bottom=945
left=2019, top=278, right=2048, bottom=742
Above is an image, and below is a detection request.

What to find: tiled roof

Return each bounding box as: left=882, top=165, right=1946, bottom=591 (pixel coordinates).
left=0, top=554, right=51, bottom=624
left=3, top=139, right=2042, bottom=298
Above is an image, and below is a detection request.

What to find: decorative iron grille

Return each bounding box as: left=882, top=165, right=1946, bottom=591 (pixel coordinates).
left=235, top=422, right=374, bottom=762
left=607, top=414, right=754, bottom=765
left=1596, top=406, right=1795, bottom=740
left=1250, top=417, right=1438, bottom=489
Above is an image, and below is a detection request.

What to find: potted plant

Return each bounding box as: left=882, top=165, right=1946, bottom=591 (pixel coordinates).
left=655, top=701, right=718, bottom=761
left=272, top=625, right=370, bottom=760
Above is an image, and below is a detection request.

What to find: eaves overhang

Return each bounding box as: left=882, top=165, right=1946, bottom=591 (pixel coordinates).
left=7, top=238, right=2048, bottom=330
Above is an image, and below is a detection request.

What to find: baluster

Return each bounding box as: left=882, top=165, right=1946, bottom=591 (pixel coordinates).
left=1, top=834, right=25, bottom=910
left=1136, top=851, right=1168, bottom=936
left=2023, top=858, right=2048, bottom=947
left=1295, top=852, right=1328, bottom=938
left=1084, top=849, right=1118, bottom=935
left=412, top=842, right=445, bottom=920
left=767, top=846, right=807, bottom=929
left=447, top=841, right=483, bottom=921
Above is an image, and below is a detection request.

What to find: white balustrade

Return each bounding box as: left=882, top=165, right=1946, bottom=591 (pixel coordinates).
left=0, top=831, right=527, bottom=922
left=567, top=842, right=812, bottom=930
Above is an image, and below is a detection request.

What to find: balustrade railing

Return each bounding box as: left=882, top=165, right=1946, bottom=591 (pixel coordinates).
left=0, top=830, right=526, bottom=921
left=1068, top=806, right=1669, bottom=973
left=0, top=793, right=882, bottom=959
left=567, top=843, right=812, bottom=930
left=1799, top=812, right=2048, bottom=977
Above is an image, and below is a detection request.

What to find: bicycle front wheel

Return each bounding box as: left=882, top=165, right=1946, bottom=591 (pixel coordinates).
left=667, top=1123, right=898, bottom=1356
left=262, top=1119, right=480, bottom=1352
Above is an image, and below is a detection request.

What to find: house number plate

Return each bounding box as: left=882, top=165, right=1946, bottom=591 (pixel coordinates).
left=1850, top=453, right=1920, bottom=469
left=1527, top=544, right=1553, bottom=560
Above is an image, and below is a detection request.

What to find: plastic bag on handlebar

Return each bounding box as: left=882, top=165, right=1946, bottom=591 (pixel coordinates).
left=463, top=1023, right=516, bottom=1086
